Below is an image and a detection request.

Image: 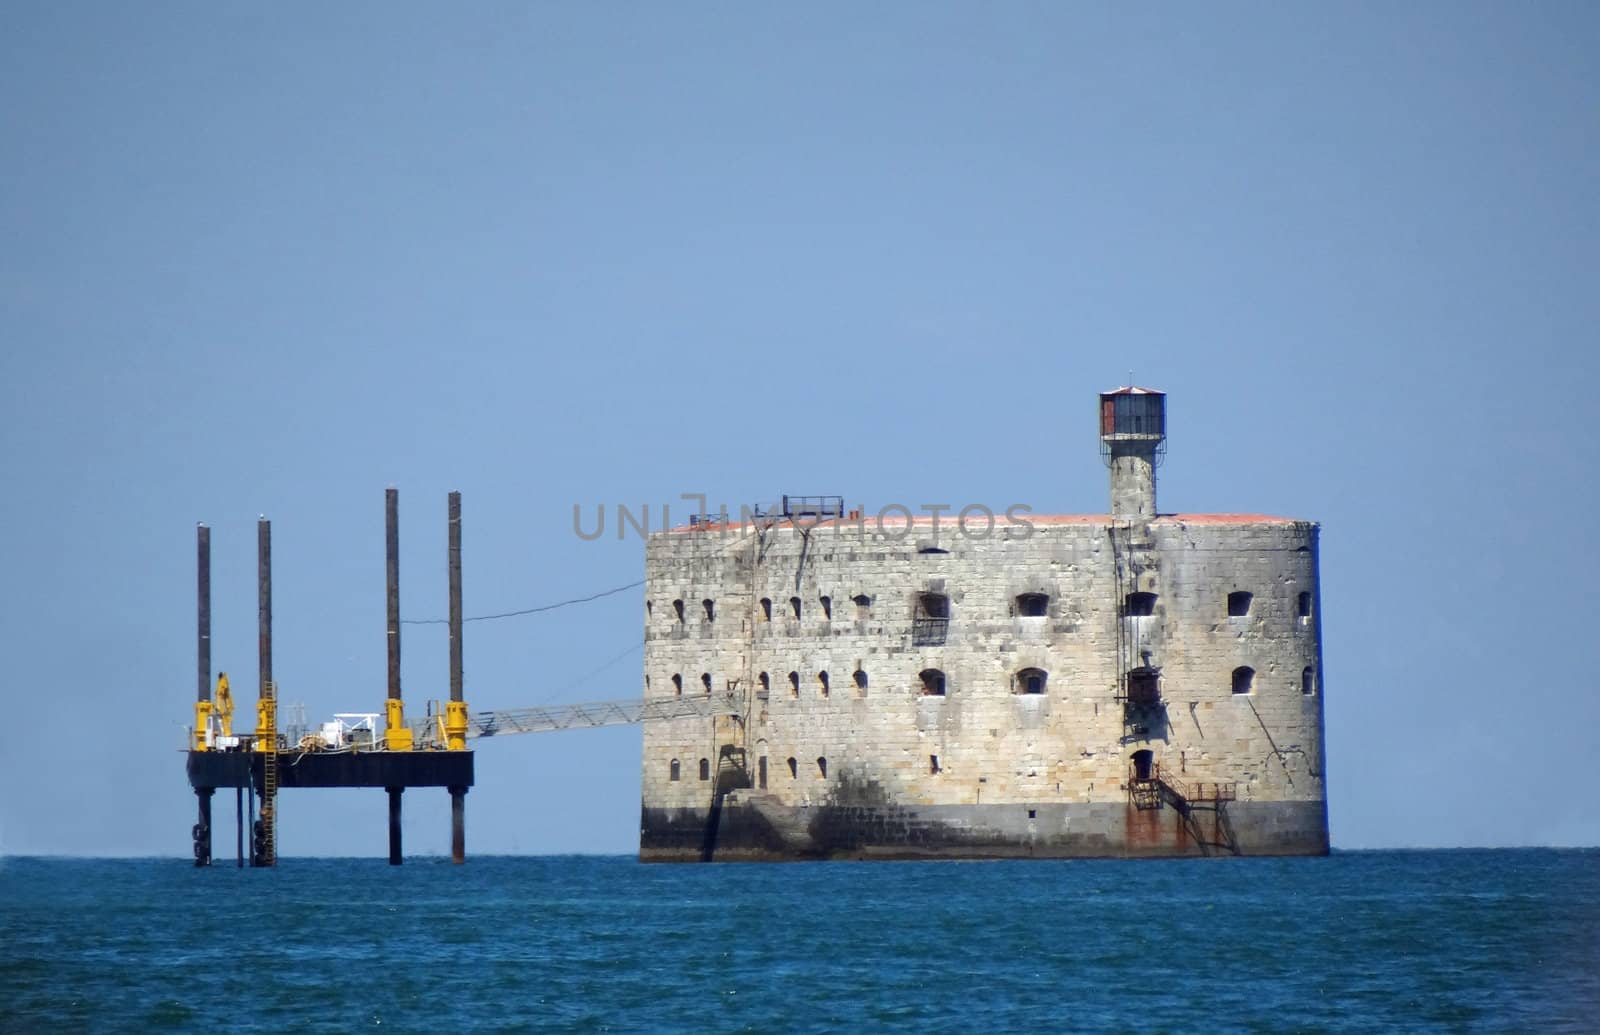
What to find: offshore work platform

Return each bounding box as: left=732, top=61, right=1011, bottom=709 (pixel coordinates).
left=185, top=490, right=473, bottom=867
left=183, top=488, right=727, bottom=866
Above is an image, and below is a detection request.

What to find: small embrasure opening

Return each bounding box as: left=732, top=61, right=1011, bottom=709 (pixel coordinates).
left=1016, top=592, right=1049, bottom=617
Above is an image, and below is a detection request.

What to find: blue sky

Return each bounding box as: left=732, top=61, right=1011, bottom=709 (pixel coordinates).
left=2, top=3, right=1596, bottom=856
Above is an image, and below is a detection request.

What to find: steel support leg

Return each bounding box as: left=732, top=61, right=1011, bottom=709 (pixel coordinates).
left=387, top=788, right=403, bottom=865
left=450, top=787, right=466, bottom=865
left=235, top=786, right=244, bottom=868
left=246, top=777, right=256, bottom=867
left=194, top=788, right=213, bottom=867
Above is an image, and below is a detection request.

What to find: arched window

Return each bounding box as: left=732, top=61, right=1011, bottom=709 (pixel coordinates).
left=914, top=592, right=949, bottom=646
left=789, top=596, right=803, bottom=620
left=758, top=671, right=771, bottom=694
left=816, top=757, right=828, bottom=779
left=787, top=756, right=798, bottom=779
left=646, top=601, right=653, bottom=620
left=820, top=595, right=833, bottom=621
left=1227, top=591, right=1253, bottom=617
left=702, top=599, right=715, bottom=621
left=699, top=758, right=710, bottom=781
left=1297, top=592, right=1312, bottom=620
left=672, top=599, right=685, bottom=623
left=788, top=671, right=800, bottom=697
left=1302, top=666, right=1316, bottom=695
left=852, top=593, right=872, bottom=619
left=853, top=669, right=868, bottom=694
left=1124, top=592, right=1157, bottom=617
left=1232, top=666, right=1255, bottom=695
left=671, top=674, right=683, bottom=697
left=817, top=671, right=830, bottom=697
left=918, top=668, right=946, bottom=696
left=760, top=597, right=772, bottom=621
left=644, top=675, right=651, bottom=693
left=1015, top=593, right=1049, bottom=617
left=669, top=759, right=680, bottom=782
left=1016, top=668, right=1047, bottom=695
left=701, top=673, right=713, bottom=695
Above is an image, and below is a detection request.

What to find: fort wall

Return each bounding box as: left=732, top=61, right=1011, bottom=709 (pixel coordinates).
left=638, top=509, right=1328, bottom=860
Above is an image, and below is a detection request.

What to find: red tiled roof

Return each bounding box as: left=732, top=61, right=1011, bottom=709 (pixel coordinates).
left=1156, top=514, right=1300, bottom=525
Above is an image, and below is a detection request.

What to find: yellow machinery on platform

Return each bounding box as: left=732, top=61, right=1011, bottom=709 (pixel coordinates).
left=384, top=698, right=413, bottom=751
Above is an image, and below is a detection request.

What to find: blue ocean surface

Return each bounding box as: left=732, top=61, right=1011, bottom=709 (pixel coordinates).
left=2, top=850, right=1596, bottom=1032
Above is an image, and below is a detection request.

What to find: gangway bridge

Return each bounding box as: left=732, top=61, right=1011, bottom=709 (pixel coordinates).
left=424, top=692, right=736, bottom=744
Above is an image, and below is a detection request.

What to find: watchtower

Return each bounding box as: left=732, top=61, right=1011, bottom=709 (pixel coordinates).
left=1099, top=386, right=1166, bottom=520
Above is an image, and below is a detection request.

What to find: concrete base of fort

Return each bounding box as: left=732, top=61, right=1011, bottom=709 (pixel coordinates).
left=640, top=793, right=1328, bottom=862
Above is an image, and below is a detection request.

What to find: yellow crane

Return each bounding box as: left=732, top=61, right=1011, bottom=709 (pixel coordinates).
left=215, top=672, right=233, bottom=737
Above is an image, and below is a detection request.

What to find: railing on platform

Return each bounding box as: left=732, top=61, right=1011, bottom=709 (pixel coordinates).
left=1128, top=764, right=1237, bottom=813
left=1155, top=765, right=1236, bottom=804
left=1170, top=779, right=1237, bottom=803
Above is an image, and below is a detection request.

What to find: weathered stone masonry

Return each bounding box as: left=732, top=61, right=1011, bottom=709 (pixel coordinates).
left=639, top=388, right=1328, bottom=860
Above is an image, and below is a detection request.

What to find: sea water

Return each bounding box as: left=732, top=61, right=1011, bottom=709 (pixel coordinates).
left=2, top=850, right=1596, bottom=1032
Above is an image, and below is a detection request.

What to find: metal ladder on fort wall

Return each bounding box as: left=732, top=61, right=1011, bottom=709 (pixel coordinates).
left=700, top=520, right=772, bottom=859
left=1110, top=520, right=1166, bottom=744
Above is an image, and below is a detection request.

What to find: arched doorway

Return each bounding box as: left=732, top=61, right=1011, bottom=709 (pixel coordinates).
left=1130, top=749, right=1154, bottom=782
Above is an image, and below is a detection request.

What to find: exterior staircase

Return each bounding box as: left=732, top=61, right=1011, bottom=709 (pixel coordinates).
left=1128, top=764, right=1240, bottom=856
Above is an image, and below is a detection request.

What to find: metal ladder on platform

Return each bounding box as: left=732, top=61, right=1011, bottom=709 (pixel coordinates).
left=259, top=680, right=278, bottom=866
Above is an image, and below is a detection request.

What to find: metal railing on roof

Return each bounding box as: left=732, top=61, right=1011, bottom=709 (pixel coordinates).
left=780, top=495, right=844, bottom=520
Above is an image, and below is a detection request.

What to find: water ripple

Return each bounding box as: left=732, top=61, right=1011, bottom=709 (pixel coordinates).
left=1, top=851, right=1597, bottom=1032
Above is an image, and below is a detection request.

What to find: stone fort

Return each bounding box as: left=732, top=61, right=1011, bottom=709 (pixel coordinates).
left=639, top=387, right=1328, bottom=860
